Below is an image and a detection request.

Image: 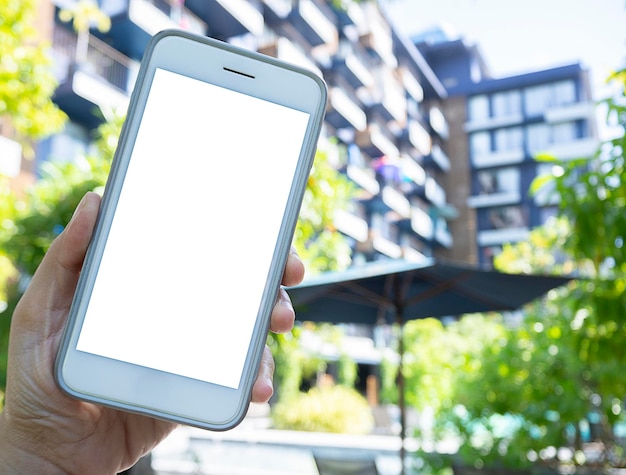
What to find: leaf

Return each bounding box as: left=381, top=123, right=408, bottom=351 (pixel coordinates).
left=534, top=152, right=559, bottom=163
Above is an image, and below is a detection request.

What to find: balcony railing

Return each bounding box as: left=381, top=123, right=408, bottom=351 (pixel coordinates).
left=144, top=0, right=207, bottom=34
left=471, top=148, right=525, bottom=169
left=52, top=25, right=136, bottom=94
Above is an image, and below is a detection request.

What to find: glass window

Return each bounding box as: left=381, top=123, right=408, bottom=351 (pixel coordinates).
left=494, top=127, right=523, bottom=152
left=468, top=95, right=489, bottom=121
left=477, top=167, right=519, bottom=195
left=524, top=80, right=577, bottom=116
left=554, top=80, right=576, bottom=105
left=492, top=90, right=521, bottom=117
left=524, top=84, right=551, bottom=116
left=527, top=123, right=550, bottom=154
left=552, top=122, right=577, bottom=143
left=488, top=205, right=527, bottom=229
left=470, top=131, right=491, bottom=158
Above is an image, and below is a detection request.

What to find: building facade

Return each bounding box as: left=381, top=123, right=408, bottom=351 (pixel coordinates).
left=6, top=2, right=598, bottom=269
left=7, top=0, right=456, bottom=267
left=417, top=33, right=598, bottom=266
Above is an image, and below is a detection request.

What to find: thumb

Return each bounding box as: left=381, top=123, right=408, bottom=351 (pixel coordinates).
left=14, top=192, right=101, bottom=336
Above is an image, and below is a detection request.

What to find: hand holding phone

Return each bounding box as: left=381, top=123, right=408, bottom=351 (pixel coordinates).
left=55, top=30, right=327, bottom=430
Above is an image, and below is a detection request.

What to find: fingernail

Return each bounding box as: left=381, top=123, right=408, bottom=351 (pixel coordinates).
left=69, top=193, right=90, bottom=225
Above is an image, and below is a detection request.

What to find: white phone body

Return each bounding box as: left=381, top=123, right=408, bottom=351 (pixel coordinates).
left=55, top=30, right=327, bottom=431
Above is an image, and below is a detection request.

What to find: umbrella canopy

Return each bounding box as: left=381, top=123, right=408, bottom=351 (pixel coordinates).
left=288, top=259, right=573, bottom=326
left=286, top=259, right=573, bottom=474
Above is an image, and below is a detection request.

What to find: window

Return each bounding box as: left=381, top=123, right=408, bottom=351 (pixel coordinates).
left=487, top=205, right=527, bottom=229
left=524, top=80, right=577, bottom=116
left=552, top=122, right=577, bottom=143
left=494, top=127, right=523, bottom=152
left=527, top=123, right=550, bottom=154
left=527, top=121, right=578, bottom=155
left=524, top=85, right=552, bottom=116
left=554, top=80, right=577, bottom=105
left=492, top=90, right=521, bottom=118
left=468, top=95, right=489, bottom=121
left=470, top=132, right=491, bottom=158
left=476, top=167, right=520, bottom=196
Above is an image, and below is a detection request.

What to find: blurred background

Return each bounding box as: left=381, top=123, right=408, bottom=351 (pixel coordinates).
left=1, top=0, right=625, bottom=474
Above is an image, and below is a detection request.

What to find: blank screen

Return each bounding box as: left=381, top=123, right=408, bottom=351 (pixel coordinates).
left=76, top=68, right=310, bottom=389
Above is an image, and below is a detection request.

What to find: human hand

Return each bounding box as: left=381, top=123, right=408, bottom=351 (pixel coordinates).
left=0, top=192, right=303, bottom=474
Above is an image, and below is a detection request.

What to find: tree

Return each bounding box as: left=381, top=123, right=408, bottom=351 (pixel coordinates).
left=295, top=143, right=355, bottom=273
left=0, top=0, right=66, bottom=144
left=490, top=67, right=626, bottom=467
left=58, top=0, right=111, bottom=64
left=416, top=69, right=626, bottom=472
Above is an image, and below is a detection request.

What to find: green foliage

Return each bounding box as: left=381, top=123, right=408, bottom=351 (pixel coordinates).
left=336, top=352, right=358, bottom=388
left=0, top=116, right=119, bottom=388
left=272, top=384, right=374, bottom=434
left=418, top=67, right=626, bottom=472
left=58, top=0, right=111, bottom=33
left=379, top=354, right=399, bottom=405
left=295, top=145, right=355, bottom=273
left=0, top=0, right=66, bottom=143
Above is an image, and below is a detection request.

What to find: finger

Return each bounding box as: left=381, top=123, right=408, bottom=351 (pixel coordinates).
left=251, top=345, right=274, bottom=403
left=269, top=287, right=295, bottom=334
left=56, top=192, right=102, bottom=275
left=281, top=247, right=304, bottom=287
left=14, top=192, right=101, bottom=335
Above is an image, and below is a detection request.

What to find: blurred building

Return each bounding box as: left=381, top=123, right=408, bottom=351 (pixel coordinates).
left=8, top=0, right=456, bottom=266
left=415, top=29, right=599, bottom=266
left=5, top=2, right=597, bottom=268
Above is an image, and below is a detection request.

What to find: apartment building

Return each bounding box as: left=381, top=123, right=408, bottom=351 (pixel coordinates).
left=9, top=0, right=455, bottom=266
left=416, top=31, right=598, bottom=266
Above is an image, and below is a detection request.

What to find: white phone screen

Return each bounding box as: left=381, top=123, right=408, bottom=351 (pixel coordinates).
left=76, top=68, right=310, bottom=389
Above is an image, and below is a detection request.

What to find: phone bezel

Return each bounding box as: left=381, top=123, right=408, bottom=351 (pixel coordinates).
left=55, top=30, right=327, bottom=430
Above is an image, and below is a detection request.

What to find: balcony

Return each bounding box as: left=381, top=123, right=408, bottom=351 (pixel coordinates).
left=433, top=217, right=453, bottom=248
left=424, top=177, right=446, bottom=208
left=402, top=119, right=432, bottom=157
left=372, top=236, right=402, bottom=259
left=471, top=148, right=525, bottom=169
left=400, top=155, right=426, bottom=188
left=331, top=41, right=375, bottom=90
left=52, top=25, right=136, bottom=127
left=358, top=3, right=395, bottom=66
left=325, top=87, right=367, bottom=132
left=356, top=123, right=399, bottom=159
left=346, top=164, right=380, bottom=197
left=464, top=113, right=524, bottom=133
left=98, top=0, right=207, bottom=58
left=358, top=69, right=407, bottom=125
left=185, top=0, right=263, bottom=39
left=477, top=204, right=529, bottom=246
left=334, top=209, right=368, bottom=243
left=408, top=206, right=432, bottom=241
left=381, top=186, right=411, bottom=218
left=399, top=67, right=423, bottom=103
left=467, top=191, right=521, bottom=208
left=258, top=37, right=320, bottom=75
left=478, top=227, right=530, bottom=246
left=426, top=144, right=451, bottom=172
left=544, top=101, right=595, bottom=123
left=429, top=107, right=449, bottom=140
left=541, top=137, right=599, bottom=161
left=284, top=0, right=338, bottom=48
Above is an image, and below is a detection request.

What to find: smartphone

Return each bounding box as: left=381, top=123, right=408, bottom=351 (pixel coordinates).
left=55, top=30, right=327, bottom=430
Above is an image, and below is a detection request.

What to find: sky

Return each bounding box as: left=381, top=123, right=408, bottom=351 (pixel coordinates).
left=382, top=0, right=626, bottom=99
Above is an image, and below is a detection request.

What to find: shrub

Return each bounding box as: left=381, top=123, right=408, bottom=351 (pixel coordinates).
left=272, top=385, right=373, bottom=434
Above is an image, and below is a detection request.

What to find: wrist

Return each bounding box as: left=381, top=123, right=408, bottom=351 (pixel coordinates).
left=0, top=410, right=68, bottom=475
